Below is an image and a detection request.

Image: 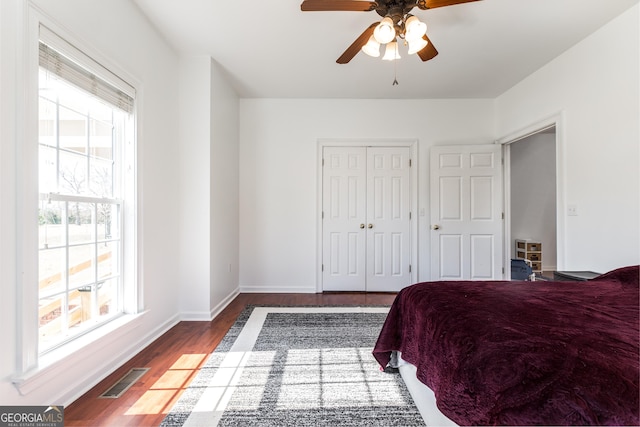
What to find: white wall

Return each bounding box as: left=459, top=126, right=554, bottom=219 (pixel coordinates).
left=178, top=56, right=213, bottom=317
left=178, top=57, right=240, bottom=319
left=0, top=0, right=19, bottom=407
left=496, top=5, right=640, bottom=272
left=209, top=59, right=240, bottom=309
left=510, top=132, right=557, bottom=270
left=239, top=99, right=495, bottom=291
left=0, top=0, right=182, bottom=405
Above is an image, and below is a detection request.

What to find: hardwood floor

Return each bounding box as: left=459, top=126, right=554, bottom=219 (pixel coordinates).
left=64, top=292, right=396, bottom=426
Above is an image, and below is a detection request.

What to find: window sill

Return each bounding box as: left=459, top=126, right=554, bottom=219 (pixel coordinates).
left=12, top=310, right=148, bottom=396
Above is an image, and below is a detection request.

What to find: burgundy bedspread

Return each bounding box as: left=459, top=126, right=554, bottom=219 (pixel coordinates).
left=373, top=266, right=640, bottom=426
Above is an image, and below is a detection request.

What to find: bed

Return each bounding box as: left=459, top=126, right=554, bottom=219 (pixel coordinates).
left=373, top=265, right=639, bottom=426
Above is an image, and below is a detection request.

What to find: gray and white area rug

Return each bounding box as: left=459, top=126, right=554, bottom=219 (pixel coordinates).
left=161, top=306, right=425, bottom=426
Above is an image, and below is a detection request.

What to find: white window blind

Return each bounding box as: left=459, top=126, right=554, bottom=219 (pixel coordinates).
left=39, top=25, right=135, bottom=114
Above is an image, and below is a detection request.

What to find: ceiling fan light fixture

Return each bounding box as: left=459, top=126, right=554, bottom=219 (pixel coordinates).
left=373, top=17, right=396, bottom=44
left=382, top=41, right=401, bottom=61
left=405, top=15, right=427, bottom=41
left=407, top=37, right=428, bottom=54
left=361, top=35, right=381, bottom=57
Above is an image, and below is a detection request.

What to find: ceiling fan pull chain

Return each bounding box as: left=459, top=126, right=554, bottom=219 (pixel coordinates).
left=393, top=57, right=399, bottom=85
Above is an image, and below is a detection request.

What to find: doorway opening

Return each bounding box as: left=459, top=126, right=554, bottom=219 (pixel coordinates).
left=509, top=126, right=557, bottom=278
left=501, top=115, right=565, bottom=280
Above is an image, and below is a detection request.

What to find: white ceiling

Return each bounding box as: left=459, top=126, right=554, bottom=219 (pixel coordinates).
left=132, top=0, right=638, bottom=99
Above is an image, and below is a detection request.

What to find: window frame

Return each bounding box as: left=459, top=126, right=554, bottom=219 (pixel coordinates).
left=15, top=10, right=141, bottom=378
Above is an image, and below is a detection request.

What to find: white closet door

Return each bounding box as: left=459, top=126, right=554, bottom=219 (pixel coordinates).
left=322, top=146, right=411, bottom=292
left=322, top=147, right=367, bottom=291
left=365, top=147, right=412, bottom=292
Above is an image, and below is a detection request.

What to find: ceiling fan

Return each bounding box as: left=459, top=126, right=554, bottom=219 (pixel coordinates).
left=300, top=0, right=481, bottom=64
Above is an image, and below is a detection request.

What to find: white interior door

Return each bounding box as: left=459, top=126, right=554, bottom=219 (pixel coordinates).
left=322, top=146, right=411, bottom=292
left=430, top=145, right=503, bottom=280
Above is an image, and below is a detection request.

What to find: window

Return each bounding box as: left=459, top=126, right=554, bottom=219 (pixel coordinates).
left=37, top=26, right=136, bottom=353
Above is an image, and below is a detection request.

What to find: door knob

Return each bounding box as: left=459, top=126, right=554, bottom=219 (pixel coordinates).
left=432, top=224, right=440, bottom=230
left=360, top=223, right=365, bottom=229
left=368, top=224, right=373, bottom=229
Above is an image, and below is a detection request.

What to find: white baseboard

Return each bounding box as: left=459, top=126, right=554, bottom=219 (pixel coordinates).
left=210, top=288, right=239, bottom=319
left=180, top=288, right=240, bottom=321
left=239, top=285, right=318, bottom=294
left=178, top=312, right=216, bottom=321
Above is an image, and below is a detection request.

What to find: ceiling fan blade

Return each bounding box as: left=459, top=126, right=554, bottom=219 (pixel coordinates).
left=301, top=0, right=377, bottom=12
left=417, top=34, right=438, bottom=61
left=418, top=0, right=481, bottom=10
left=336, top=22, right=378, bottom=64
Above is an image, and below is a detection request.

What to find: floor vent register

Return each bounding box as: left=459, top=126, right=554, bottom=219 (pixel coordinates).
left=99, top=367, right=150, bottom=398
